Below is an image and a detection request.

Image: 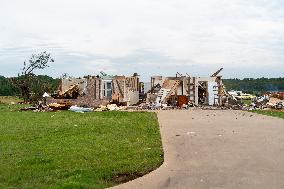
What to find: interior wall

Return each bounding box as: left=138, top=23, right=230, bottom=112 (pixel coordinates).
left=127, top=91, right=139, bottom=106
left=208, top=82, right=218, bottom=105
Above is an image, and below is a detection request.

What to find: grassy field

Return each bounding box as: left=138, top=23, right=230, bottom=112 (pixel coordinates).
left=0, top=103, right=163, bottom=189
left=0, top=96, right=22, bottom=104
left=242, top=99, right=252, bottom=106
left=250, top=110, right=284, bottom=119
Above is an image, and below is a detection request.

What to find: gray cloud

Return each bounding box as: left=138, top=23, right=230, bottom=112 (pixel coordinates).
left=0, top=0, right=284, bottom=80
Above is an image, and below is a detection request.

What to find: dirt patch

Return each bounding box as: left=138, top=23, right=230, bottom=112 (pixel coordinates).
left=112, top=172, right=145, bottom=184
left=111, top=155, right=164, bottom=184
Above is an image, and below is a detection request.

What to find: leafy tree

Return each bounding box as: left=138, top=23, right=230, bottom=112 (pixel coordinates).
left=11, top=52, right=54, bottom=102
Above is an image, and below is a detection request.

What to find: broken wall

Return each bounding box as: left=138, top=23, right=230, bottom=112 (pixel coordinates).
left=112, top=76, right=126, bottom=103
left=127, top=91, right=139, bottom=106
left=112, top=75, right=140, bottom=105
left=151, top=76, right=164, bottom=88
left=51, top=76, right=106, bottom=108
left=83, top=77, right=102, bottom=100
left=194, top=76, right=224, bottom=106
left=60, top=78, right=87, bottom=95
left=147, top=74, right=225, bottom=106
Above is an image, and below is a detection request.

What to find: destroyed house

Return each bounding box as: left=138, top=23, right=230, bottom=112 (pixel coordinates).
left=55, top=73, right=140, bottom=107
left=57, top=76, right=101, bottom=99
left=146, top=69, right=225, bottom=107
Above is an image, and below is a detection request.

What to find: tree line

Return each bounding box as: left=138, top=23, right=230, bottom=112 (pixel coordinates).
left=223, top=78, right=284, bottom=94
left=0, top=75, right=60, bottom=97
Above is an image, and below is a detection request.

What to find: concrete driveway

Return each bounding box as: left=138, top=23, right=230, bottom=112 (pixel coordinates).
left=110, top=110, right=284, bottom=189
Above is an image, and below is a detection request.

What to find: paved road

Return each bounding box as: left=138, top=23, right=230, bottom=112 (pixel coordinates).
left=110, top=110, right=284, bottom=189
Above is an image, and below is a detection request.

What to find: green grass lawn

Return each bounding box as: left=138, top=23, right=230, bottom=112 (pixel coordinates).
left=0, top=96, right=22, bottom=104
left=242, top=99, right=252, bottom=106
left=250, top=110, right=284, bottom=119
left=0, top=104, right=163, bottom=189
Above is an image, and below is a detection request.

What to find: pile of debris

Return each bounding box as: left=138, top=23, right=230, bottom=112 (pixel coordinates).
left=95, top=104, right=127, bottom=111
left=227, top=90, right=256, bottom=100
left=19, top=68, right=284, bottom=112
left=264, top=96, right=284, bottom=110
left=239, top=94, right=284, bottom=111
left=49, top=101, right=72, bottom=111
left=265, top=92, right=284, bottom=100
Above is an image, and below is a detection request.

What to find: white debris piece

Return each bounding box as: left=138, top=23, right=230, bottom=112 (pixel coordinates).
left=69, top=106, right=93, bottom=113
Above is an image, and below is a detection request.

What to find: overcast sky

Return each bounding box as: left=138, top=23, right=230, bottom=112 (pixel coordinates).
left=0, top=0, right=284, bottom=80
